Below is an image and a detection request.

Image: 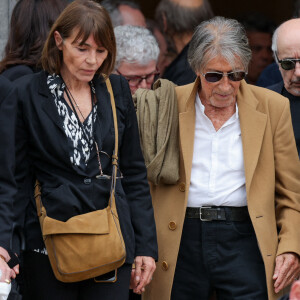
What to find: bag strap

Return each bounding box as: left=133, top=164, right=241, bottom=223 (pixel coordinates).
left=104, top=77, right=119, bottom=210
left=105, top=77, right=118, bottom=162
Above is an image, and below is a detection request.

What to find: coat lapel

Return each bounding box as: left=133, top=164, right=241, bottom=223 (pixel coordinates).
left=39, top=73, right=66, bottom=134
left=178, top=78, right=200, bottom=185
left=237, top=81, right=267, bottom=195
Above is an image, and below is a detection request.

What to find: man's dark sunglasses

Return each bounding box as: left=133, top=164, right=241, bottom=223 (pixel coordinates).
left=200, top=71, right=246, bottom=83
left=275, top=52, right=300, bottom=70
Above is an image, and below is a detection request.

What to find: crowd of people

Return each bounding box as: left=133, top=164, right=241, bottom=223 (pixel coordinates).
left=0, top=0, right=299, bottom=300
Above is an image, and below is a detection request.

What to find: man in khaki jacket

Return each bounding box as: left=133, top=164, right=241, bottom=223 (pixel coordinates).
left=143, top=16, right=300, bottom=300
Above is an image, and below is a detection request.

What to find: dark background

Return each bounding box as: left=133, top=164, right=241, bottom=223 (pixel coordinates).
left=139, top=0, right=295, bottom=26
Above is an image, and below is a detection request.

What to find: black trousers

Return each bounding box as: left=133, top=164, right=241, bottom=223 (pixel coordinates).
left=171, top=218, right=268, bottom=300
left=22, top=251, right=131, bottom=300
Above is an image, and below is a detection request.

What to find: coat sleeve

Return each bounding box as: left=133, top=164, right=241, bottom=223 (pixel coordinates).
left=118, top=76, right=158, bottom=260
left=274, top=100, right=300, bottom=256
left=0, top=77, right=17, bottom=250
left=13, top=81, right=34, bottom=233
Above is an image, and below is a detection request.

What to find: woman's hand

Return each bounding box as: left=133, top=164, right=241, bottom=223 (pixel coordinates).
left=130, top=256, right=156, bottom=294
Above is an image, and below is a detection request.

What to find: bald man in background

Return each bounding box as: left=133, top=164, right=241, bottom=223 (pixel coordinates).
left=101, top=0, right=146, bottom=27
left=155, top=0, right=214, bottom=85
left=267, top=18, right=300, bottom=156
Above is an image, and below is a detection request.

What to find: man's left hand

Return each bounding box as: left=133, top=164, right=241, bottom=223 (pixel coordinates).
left=130, top=256, right=156, bottom=294
left=273, top=252, right=300, bottom=293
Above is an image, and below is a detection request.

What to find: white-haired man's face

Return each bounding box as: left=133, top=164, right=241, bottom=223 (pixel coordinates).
left=116, top=60, right=158, bottom=95
left=276, top=21, right=300, bottom=96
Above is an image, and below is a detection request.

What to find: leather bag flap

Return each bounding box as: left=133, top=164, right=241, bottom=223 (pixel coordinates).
left=42, top=208, right=109, bottom=235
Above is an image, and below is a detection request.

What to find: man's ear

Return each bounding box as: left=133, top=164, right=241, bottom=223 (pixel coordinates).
left=290, top=280, right=300, bottom=300
left=54, top=31, right=63, bottom=50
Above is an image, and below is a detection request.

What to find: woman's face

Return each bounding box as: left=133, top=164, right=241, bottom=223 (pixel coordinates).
left=54, top=28, right=108, bottom=83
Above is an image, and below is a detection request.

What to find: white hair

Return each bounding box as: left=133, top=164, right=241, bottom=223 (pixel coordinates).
left=188, top=16, right=252, bottom=73
left=271, top=26, right=279, bottom=61
left=114, top=25, right=159, bottom=69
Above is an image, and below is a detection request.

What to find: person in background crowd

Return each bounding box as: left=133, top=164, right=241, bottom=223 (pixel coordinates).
left=114, top=25, right=160, bottom=95
left=238, top=12, right=275, bottom=85
left=256, top=62, right=282, bottom=87
left=256, top=1, right=300, bottom=88
left=266, top=18, right=300, bottom=157
left=0, top=75, right=19, bottom=299
left=155, top=0, right=214, bottom=85
left=141, top=16, right=300, bottom=300
left=146, top=19, right=170, bottom=76
left=13, top=1, right=157, bottom=299
left=101, top=0, right=146, bottom=27
left=0, top=0, right=68, bottom=81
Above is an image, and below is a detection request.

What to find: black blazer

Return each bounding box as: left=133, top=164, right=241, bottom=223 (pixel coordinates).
left=162, top=43, right=196, bottom=86
left=0, top=75, right=17, bottom=250
left=267, top=81, right=300, bottom=157
left=14, top=71, right=158, bottom=262
left=1, top=65, right=35, bottom=82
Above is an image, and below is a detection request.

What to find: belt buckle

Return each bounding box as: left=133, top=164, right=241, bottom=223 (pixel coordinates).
left=200, top=206, right=212, bottom=221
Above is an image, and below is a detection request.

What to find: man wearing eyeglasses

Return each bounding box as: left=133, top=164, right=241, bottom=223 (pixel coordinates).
left=143, top=16, right=300, bottom=300
left=114, top=25, right=160, bottom=95
left=267, top=18, right=300, bottom=157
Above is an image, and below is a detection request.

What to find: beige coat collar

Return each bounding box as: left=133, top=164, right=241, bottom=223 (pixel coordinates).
left=178, top=79, right=267, bottom=198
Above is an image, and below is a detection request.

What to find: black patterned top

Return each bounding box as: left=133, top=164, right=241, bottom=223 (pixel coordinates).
left=47, top=74, right=97, bottom=170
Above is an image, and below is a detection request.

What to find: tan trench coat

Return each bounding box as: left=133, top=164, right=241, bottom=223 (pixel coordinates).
left=143, top=78, right=300, bottom=300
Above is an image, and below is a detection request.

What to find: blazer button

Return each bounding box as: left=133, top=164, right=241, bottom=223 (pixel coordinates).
left=162, top=261, right=169, bottom=271
left=84, top=177, right=92, bottom=185
left=179, top=182, right=185, bottom=192
left=168, top=221, right=177, bottom=231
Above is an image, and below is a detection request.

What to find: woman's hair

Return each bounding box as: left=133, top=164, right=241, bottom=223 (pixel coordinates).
left=0, top=0, right=68, bottom=72
left=188, top=16, right=252, bottom=73
left=42, top=0, right=116, bottom=76
left=114, top=25, right=159, bottom=69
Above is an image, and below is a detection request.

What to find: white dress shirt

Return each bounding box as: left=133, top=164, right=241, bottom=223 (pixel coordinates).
left=187, top=93, right=247, bottom=207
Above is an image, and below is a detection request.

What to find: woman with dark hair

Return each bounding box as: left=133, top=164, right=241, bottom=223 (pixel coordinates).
left=0, top=0, right=68, bottom=81
left=14, top=1, right=157, bottom=299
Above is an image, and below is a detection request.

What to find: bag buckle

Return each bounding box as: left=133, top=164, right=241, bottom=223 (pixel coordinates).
left=200, top=206, right=212, bottom=221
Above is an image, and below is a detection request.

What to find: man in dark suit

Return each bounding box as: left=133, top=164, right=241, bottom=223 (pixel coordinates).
left=155, top=0, right=214, bottom=85
left=0, top=75, right=18, bottom=286
left=267, top=18, right=300, bottom=157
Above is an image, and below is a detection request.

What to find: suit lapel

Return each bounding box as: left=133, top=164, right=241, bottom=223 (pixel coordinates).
left=178, top=78, right=199, bottom=185
left=39, top=73, right=67, bottom=134
left=237, top=81, right=267, bottom=195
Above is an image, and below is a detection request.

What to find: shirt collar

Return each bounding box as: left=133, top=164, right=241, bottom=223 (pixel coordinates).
left=196, top=92, right=239, bottom=121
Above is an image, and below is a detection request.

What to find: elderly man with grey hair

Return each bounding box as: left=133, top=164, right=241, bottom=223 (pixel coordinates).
left=142, top=16, right=300, bottom=300
left=114, top=25, right=160, bottom=95
left=266, top=18, right=300, bottom=157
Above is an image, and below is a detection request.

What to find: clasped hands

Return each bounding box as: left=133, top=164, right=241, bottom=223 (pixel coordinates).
left=130, top=256, right=156, bottom=294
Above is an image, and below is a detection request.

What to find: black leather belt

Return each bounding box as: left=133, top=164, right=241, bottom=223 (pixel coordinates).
left=186, top=206, right=250, bottom=221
